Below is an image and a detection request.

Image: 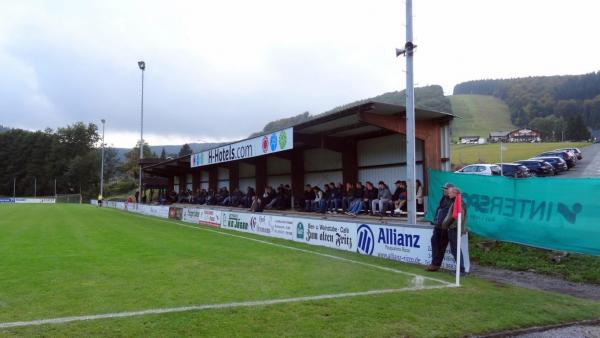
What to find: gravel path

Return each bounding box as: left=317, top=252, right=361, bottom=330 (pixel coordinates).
left=469, top=264, right=600, bottom=337
left=470, top=264, right=600, bottom=301
left=511, top=325, right=600, bottom=338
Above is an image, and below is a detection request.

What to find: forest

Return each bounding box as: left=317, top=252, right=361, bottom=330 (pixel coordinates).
left=453, top=71, right=600, bottom=132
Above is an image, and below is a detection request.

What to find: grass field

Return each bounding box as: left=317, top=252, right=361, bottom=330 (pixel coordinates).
left=1, top=205, right=600, bottom=337
left=451, top=141, right=590, bottom=166
left=448, top=95, right=516, bottom=141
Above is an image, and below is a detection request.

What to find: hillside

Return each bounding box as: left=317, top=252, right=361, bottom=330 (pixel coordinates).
left=114, top=143, right=223, bottom=161
left=448, top=95, right=516, bottom=141
left=453, top=71, right=600, bottom=129
left=250, top=85, right=451, bottom=137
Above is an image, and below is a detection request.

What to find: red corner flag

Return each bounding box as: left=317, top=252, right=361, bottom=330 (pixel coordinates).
left=452, top=192, right=462, bottom=219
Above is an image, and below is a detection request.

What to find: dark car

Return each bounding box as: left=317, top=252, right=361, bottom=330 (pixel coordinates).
left=497, top=163, right=530, bottom=178
left=556, top=148, right=583, bottom=160
left=529, top=156, right=568, bottom=174
left=515, top=160, right=554, bottom=177
left=537, top=151, right=575, bottom=168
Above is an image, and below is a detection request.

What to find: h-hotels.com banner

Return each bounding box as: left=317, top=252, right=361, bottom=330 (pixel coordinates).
left=190, top=128, right=294, bottom=168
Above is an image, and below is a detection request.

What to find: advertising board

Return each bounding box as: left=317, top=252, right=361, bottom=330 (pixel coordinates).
left=169, top=207, right=183, bottom=220
left=14, top=198, right=56, bottom=204
left=199, top=209, right=221, bottom=227
left=293, top=218, right=356, bottom=252
left=355, top=223, right=470, bottom=272
left=190, top=128, right=293, bottom=168
left=0, top=198, right=14, bottom=203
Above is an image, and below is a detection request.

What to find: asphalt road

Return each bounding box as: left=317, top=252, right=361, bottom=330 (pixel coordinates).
left=557, top=143, right=600, bottom=178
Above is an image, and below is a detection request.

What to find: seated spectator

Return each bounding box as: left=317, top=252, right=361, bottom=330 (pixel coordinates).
left=265, top=186, right=283, bottom=210
left=303, top=184, right=315, bottom=212
left=262, top=186, right=275, bottom=206
left=230, top=187, right=243, bottom=207
left=241, top=187, right=255, bottom=208
left=416, top=179, right=424, bottom=212
left=328, top=182, right=343, bottom=214
left=322, top=184, right=332, bottom=211
left=364, top=181, right=378, bottom=215
left=392, top=180, right=407, bottom=213
left=346, top=182, right=365, bottom=216
left=372, top=181, right=392, bottom=216
left=312, top=186, right=326, bottom=213
left=342, top=182, right=354, bottom=211
left=250, top=195, right=263, bottom=213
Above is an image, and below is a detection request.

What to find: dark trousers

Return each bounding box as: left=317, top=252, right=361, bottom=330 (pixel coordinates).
left=448, top=228, right=465, bottom=273
left=430, top=227, right=449, bottom=267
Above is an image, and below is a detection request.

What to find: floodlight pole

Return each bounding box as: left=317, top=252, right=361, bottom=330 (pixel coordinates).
left=34, top=177, right=36, bottom=197
left=100, top=119, right=106, bottom=198
left=138, top=61, right=145, bottom=204
left=404, top=0, right=417, bottom=224
left=13, top=177, right=16, bottom=199
left=54, top=179, right=57, bottom=197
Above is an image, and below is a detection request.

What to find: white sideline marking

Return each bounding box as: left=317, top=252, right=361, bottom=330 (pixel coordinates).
left=120, top=209, right=453, bottom=286
left=0, top=285, right=453, bottom=329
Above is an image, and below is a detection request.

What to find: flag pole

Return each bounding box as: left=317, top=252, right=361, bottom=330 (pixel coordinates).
left=455, top=211, right=462, bottom=286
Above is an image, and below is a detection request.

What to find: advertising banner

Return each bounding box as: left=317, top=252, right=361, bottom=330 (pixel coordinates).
left=14, top=198, right=55, bottom=204
left=269, top=216, right=295, bottom=240
left=427, top=169, right=600, bottom=256
left=182, top=208, right=201, bottom=224
left=199, top=209, right=222, bottom=227
left=293, top=218, right=356, bottom=252
left=355, top=223, right=470, bottom=272
left=169, top=207, right=183, bottom=220
left=0, top=198, right=14, bottom=203
left=190, top=127, right=293, bottom=168
left=221, top=212, right=275, bottom=237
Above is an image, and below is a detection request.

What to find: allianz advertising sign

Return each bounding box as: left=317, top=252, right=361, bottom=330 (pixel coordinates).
left=190, top=127, right=293, bottom=168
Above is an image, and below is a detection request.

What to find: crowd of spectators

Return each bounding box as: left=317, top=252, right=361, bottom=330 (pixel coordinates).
left=302, top=180, right=423, bottom=216
left=159, top=179, right=423, bottom=217
left=161, top=184, right=292, bottom=212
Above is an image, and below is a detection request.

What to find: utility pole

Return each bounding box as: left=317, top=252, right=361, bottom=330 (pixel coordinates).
left=138, top=61, right=146, bottom=203
left=396, top=0, right=417, bottom=224
left=100, top=119, right=106, bottom=198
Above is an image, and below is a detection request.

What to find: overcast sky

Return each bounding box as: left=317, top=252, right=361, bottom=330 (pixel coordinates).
left=1, top=0, right=598, bottom=147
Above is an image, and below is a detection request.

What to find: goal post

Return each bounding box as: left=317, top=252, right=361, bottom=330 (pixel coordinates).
left=55, top=194, right=82, bottom=204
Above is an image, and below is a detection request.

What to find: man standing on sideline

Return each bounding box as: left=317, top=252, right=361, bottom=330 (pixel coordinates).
left=425, top=182, right=454, bottom=272
left=443, top=186, right=467, bottom=275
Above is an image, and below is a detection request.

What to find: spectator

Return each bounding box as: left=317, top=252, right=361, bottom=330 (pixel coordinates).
left=241, top=187, right=255, bottom=208
left=135, top=190, right=140, bottom=203
left=342, top=182, right=354, bottom=211
left=416, top=179, right=424, bottom=212
left=250, top=195, right=263, bottom=213
left=371, top=181, right=392, bottom=216
left=230, top=188, right=243, bottom=207
left=442, top=186, right=467, bottom=275
left=346, top=182, right=365, bottom=216
left=392, top=180, right=407, bottom=213
left=303, top=184, right=315, bottom=212
left=312, top=186, right=326, bottom=213
left=322, top=184, right=332, bottom=211
left=328, top=183, right=343, bottom=214
left=426, top=182, right=454, bottom=272
left=364, top=181, right=378, bottom=215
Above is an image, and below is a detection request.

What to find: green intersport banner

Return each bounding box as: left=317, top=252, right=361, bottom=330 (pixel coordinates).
left=426, top=169, right=600, bottom=256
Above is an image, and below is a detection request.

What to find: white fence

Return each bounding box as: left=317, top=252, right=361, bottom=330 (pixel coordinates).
left=93, top=200, right=470, bottom=272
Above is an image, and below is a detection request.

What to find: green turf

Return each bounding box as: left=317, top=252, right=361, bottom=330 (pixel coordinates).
left=1, top=205, right=600, bottom=337
left=451, top=141, right=590, bottom=166
left=448, top=94, right=516, bottom=141
left=470, top=235, right=600, bottom=284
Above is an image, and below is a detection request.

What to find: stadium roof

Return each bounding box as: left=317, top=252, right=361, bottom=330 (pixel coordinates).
left=143, top=101, right=454, bottom=174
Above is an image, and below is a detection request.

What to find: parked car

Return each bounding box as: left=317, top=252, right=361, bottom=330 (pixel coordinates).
left=556, top=148, right=583, bottom=160
left=455, top=164, right=502, bottom=176
left=496, top=163, right=530, bottom=178
left=537, top=151, right=576, bottom=168
left=529, top=156, right=568, bottom=174
left=515, top=160, right=554, bottom=177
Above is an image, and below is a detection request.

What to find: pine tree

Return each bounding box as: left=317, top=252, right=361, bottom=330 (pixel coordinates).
left=160, top=147, right=166, bottom=159
left=178, top=144, right=193, bottom=157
